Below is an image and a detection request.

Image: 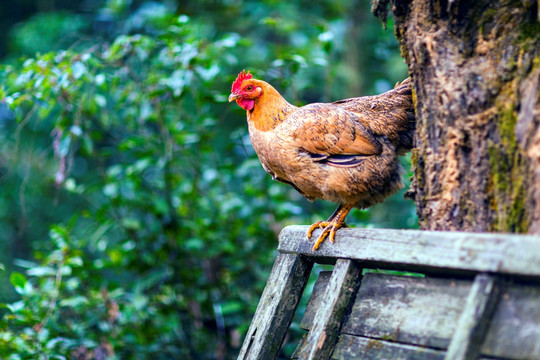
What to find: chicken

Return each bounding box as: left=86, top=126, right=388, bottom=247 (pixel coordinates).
left=229, top=70, right=415, bottom=250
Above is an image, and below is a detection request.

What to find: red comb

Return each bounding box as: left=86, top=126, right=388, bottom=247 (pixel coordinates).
left=232, top=70, right=252, bottom=93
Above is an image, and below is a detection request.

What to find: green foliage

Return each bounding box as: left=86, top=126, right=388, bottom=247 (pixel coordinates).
left=0, top=0, right=415, bottom=358
left=1, top=19, right=292, bottom=359
left=8, top=12, right=89, bottom=57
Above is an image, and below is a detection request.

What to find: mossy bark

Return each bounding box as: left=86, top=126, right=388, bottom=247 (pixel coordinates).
left=375, top=0, right=540, bottom=233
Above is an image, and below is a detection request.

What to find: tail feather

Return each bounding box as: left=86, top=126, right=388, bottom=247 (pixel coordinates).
left=392, top=78, right=416, bottom=154
left=333, top=78, right=416, bottom=153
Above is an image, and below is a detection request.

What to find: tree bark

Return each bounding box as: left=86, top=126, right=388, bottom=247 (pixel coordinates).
left=374, top=0, right=540, bottom=233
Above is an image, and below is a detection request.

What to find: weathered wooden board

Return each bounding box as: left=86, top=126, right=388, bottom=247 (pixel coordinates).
left=316, top=272, right=540, bottom=359
left=278, top=225, right=540, bottom=278
left=341, top=273, right=471, bottom=350
left=237, top=253, right=313, bottom=360
left=291, top=333, right=308, bottom=359
left=331, top=335, right=446, bottom=360
left=330, top=335, right=497, bottom=360
left=294, top=259, right=362, bottom=359
left=445, top=274, right=500, bottom=360
left=481, top=283, right=540, bottom=359
left=240, top=227, right=540, bottom=360
left=300, top=271, right=332, bottom=330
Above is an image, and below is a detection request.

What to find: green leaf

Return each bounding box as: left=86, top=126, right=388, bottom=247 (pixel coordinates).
left=26, top=266, right=56, bottom=277
left=121, top=218, right=141, bottom=230
left=58, top=135, right=71, bottom=157
left=6, top=301, right=25, bottom=313
left=13, top=259, right=38, bottom=269
left=59, top=296, right=88, bottom=308
left=66, top=256, right=83, bottom=267
left=221, top=301, right=243, bottom=315
left=9, top=272, right=27, bottom=289
left=185, top=238, right=204, bottom=251
left=71, top=61, right=86, bottom=79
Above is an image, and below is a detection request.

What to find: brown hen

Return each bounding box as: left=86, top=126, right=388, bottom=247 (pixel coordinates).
left=229, top=70, right=415, bottom=250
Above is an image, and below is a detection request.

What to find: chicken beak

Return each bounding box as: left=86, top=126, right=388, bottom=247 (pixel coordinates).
left=228, top=93, right=240, bottom=102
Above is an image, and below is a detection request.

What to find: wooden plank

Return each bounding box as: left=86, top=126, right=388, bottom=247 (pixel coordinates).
left=481, top=283, right=540, bottom=359
left=341, top=273, right=471, bottom=350
left=295, top=259, right=362, bottom=359
left=291, top=333, right=308, bottom=359
left=334, top=272, right=540, bottom=359
left=237, top=253, right=313, bottom=360
left=278, top=225, right=540, bottom=278
left=331, top=335, right=446, bottom=360
left=445, top=274, right=500, bottom=360
left=330, top=335, right=498, bottom=360
left=300, top=271, right=332, bottom=331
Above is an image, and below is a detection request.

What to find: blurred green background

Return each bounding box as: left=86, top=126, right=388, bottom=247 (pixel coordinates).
left=0, top=0, right=416, bottom=358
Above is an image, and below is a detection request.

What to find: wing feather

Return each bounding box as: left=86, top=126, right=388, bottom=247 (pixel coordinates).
left=285, top=104, right=382, bottom=168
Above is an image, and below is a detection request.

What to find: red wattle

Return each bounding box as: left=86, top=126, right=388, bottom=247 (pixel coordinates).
left=237, top=98, right=255, bottom=111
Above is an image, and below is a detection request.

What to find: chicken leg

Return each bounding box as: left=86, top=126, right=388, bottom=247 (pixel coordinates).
left=307, top=204, right=354, bottom=251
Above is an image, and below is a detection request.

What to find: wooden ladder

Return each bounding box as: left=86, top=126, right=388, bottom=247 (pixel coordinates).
left=237, top=225, right=540, bottom=360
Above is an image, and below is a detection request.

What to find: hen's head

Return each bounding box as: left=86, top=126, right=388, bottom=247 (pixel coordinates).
left=228, top=70, right=264, bottom=111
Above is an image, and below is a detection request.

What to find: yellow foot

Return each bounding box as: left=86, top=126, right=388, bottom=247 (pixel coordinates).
left=306, top=204, right=354, bottom=251
left=306, top=220, right=347, bottom=251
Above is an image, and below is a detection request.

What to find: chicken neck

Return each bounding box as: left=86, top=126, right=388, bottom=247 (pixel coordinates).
left=247, top=82, right=296, bottom=132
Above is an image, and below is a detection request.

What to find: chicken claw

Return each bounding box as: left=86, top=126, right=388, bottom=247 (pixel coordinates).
left=306, top=204, right=353, bottom=251
left=307, top=221, right=343, bottom=250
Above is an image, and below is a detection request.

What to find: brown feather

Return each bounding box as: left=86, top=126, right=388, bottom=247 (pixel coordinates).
left=232, top=76, right=415, bottom=210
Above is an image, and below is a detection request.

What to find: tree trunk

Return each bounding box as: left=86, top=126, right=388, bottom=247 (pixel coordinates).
left=374, top=0, right=540, bottom=233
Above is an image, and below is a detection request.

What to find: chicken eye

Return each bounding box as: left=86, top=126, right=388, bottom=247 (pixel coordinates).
left=246, top=85, right=253, bottom=91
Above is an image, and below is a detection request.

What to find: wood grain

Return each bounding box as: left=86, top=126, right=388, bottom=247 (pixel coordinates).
left=445, top=274, right=500, bottom=360
left=278, top=225, right=540, bottom=278
left=240, top=227, right=540, bottom=359
left=300, top=271, right=333, bottom=331
left=294, top=259, right=362, bottom=359
left=237, top=253, right=313, bottom=360
left=330, top=335, right=500, bottom=360
left=331, top=335, right=446, bottom=360
left=298, top=271, right=540, bottom=359
left=341, top=273, right=470, bottom=350
left=481, top=283, right=540, bottom=359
